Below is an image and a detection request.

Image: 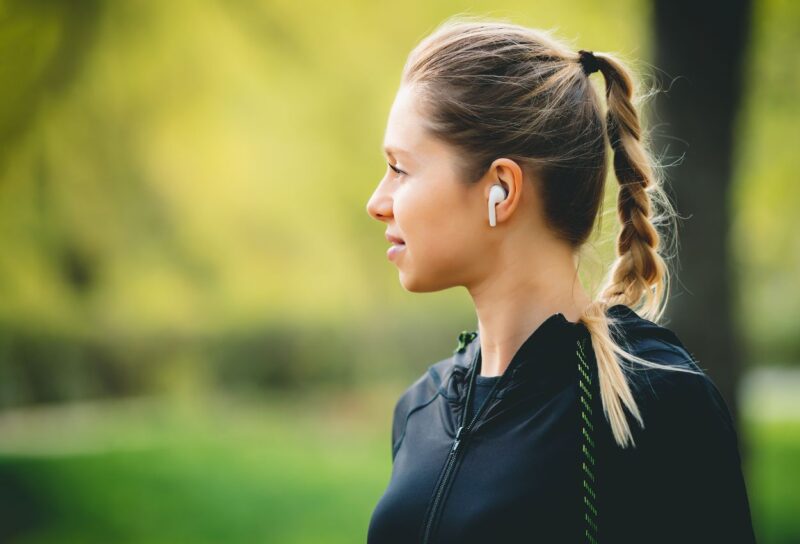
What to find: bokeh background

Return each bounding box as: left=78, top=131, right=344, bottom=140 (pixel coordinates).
left=0, top=0, right=797, bottom=542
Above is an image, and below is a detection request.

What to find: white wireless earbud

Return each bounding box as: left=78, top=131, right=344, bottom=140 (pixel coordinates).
left=488, top=184, right=508, bottom=227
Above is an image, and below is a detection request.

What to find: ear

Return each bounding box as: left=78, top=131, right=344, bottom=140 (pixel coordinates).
left=484, top=158, right=525, bottom=225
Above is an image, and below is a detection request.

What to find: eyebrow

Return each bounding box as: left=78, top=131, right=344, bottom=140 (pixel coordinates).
left=382, top=145, right=411, bottom=158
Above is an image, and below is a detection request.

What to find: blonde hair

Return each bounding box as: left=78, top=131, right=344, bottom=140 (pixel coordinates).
left=402, top=15, right=703, bottom=449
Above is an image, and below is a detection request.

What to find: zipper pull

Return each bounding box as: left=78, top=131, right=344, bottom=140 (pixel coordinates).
left=452, top=425, right=464, bottom=452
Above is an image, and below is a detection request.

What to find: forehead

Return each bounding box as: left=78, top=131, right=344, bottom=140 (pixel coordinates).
left=382, top=85, right=431, bottom=159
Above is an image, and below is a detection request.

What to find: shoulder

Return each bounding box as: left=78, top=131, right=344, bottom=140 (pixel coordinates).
left=392, top=358, right=447, bottom=422
left=603, top=305, right=737, bottom=442
left=605, top=304, right=706, bottom=389
left=393, top=328, right=478, bottom=413
left=391, top=333, right=475, bottom=456
left=393, top=348, right=465, bottom=417
left=606, top=304, right=699, bottom=369
left=631, top=361, right=736, bottom=445
left=599, top=307, right=756, bottom=542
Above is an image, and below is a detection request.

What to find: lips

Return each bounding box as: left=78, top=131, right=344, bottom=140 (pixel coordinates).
left=385, top=232, right=406, bottom=245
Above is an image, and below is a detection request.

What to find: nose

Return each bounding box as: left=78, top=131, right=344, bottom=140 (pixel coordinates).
left=366, top=180, right=393, bottom=223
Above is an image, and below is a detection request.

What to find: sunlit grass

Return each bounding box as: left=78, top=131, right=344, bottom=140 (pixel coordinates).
left=0, top=387, right=397, bottom=544
left=0, top=382, right=797, bottom=544
left=743, top=418, right=800, bottom=544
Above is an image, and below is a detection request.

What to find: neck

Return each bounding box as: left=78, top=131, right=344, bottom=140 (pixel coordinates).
left=467, top=246, right=591, bottom=377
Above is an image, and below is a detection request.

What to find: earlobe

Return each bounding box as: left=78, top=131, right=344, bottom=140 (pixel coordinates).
left=488, top=183, right=509, bottom=227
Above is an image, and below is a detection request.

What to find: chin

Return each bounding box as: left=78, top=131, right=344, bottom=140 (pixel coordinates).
left=398, top=271, right=452, bottom=293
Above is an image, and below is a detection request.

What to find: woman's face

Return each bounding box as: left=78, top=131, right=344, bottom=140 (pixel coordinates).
left=366, top=85, right=493, bottom=292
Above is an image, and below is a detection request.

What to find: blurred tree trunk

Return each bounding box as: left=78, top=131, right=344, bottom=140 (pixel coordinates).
left=650, top=0, right=753, bottom=429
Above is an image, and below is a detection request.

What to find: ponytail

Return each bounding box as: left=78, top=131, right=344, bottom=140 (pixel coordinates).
left=576, top=51, right=703, bottom=449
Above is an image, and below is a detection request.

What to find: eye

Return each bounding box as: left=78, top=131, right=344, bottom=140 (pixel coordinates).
left=387, top=162, right=405, bottom=176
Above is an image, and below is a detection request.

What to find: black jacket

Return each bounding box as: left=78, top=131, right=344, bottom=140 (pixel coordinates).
left=367, top=304, right=756, bottom=543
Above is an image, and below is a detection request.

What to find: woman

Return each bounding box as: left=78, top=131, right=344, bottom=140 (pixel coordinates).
left=364, top=16, right=756, bottom=544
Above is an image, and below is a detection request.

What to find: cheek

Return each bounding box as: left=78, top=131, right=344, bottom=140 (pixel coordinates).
left=396, top=187, right=474, bottom=263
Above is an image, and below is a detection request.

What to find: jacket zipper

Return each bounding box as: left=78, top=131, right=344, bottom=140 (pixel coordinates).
left=420, top=347, right=503, bottom=544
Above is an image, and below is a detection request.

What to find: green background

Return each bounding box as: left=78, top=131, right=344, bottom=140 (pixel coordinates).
left=0, top=0, right=797, bottom=542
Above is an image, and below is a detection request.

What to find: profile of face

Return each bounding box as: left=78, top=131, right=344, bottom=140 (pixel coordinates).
left=366, top=84, right=518, bottom=293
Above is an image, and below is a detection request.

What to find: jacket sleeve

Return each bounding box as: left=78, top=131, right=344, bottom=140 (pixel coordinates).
left=390, top=379, right=421, bottom=462
left=633, top=351, right=758, bottom=543
left=391, top=392, right=406, bottom=462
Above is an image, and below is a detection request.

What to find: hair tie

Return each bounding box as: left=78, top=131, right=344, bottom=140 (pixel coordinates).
left=578, top=49, right=601, bottom=76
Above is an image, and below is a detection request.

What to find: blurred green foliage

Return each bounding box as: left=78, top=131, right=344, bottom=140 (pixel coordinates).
left=746, top=419, right=800, bottom=543
left=0, top=390, right=393, bottom=543
left=0, top=388, right=796, bottom=544
left=733, top=0, right=800, bottom=363
left=0, top=0, right=797, bottom=408
left=0, top=0, right=797, bottom=539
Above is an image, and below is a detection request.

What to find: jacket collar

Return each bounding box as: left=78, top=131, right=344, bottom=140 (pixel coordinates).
left=443, top=304, right=635, bottom=402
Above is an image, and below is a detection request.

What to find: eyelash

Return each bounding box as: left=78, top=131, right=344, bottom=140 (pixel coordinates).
left=387, top=162, right=405, bottom=176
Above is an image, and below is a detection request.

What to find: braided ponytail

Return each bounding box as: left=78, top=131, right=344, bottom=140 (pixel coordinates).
left=576, top=51, right=703, bottom=449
